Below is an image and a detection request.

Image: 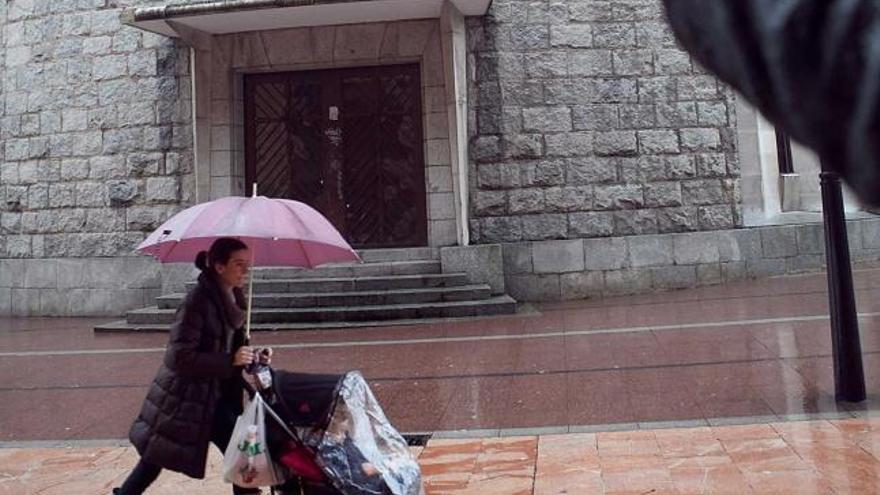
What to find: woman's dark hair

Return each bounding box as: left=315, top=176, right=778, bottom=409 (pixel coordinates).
left=195, top=237, right=249, bottom=273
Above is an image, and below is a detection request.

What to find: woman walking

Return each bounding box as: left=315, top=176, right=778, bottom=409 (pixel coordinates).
left=114, top=237, right=268, bottom=494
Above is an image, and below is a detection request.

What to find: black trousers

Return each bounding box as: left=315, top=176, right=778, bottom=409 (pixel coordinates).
left=117, top=401, right=261, bottom=495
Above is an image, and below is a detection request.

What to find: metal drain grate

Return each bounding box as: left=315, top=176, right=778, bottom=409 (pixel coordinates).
left=403, top=433, right=433, bottom=446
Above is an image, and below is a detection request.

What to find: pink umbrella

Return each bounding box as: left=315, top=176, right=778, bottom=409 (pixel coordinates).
left=137, top=196, right=359, bottom=268
left=136, top=193, right=361, bottom=336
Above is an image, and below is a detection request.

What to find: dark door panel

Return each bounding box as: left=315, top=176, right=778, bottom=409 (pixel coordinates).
left=244, top=64, right=427, bottom=248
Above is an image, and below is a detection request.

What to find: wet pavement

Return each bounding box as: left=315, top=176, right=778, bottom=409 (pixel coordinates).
left=5, top=266, right=880, bottom=439
left=4, top=265, right=880, bottom=492
left=5, top=418, right=880, bottom=493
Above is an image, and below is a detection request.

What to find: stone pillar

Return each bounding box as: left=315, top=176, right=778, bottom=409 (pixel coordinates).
left=167, top=21, right=213, bottom=202
left=441, top=1, right=470, bottom=246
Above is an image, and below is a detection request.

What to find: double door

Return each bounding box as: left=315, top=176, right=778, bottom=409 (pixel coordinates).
left=244, top=64, right=427, bottom=248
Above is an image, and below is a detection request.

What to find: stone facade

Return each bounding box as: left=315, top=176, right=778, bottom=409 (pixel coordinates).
left=0, top=1, right=197, bottom=315
left=1, top=0, right=194, bottom=260
left=0, top=1, right=472, bottom=315
left=0, top=0, right=196, bottom=315
left=0, top=0, right=876, bottom=317
left=0, top=256, right=192, bottom=315
left=466, top=0, right=741, bottom=244
left=504, top=217, right=880, bottom=301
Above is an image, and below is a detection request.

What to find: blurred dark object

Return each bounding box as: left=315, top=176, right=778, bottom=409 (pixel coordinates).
left=662, top=0, right=869, bottom=403
left=663, top=0, right=880, bottom=207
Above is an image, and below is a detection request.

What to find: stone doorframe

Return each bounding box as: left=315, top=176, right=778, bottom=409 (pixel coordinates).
left=156, top=3, right=471, bottom=247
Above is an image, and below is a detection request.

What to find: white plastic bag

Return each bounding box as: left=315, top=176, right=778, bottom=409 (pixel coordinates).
left=222, top=392, right=285, bottom=488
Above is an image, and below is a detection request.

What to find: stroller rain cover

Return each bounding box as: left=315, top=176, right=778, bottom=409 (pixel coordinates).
left=272, top=370, right=425, bottom=495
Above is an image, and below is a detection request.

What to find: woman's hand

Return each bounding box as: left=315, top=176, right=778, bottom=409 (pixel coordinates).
left=233, top=346, right=255, bottom=367
left=259, top=347, right=273, bottom=365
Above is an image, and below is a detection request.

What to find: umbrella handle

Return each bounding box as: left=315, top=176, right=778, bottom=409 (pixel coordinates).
left=245, top=245, right=254, bottom=340
left=246, top=181, right=257, bottom=339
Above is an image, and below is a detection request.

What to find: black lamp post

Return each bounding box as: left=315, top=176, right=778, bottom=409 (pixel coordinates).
left=819, top=163, right=866, bottom=402
left=778, top=131, right=865, bottom=402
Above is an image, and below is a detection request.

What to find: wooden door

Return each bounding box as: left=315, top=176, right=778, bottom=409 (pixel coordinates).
left=245, top=64, right=427, bottom=248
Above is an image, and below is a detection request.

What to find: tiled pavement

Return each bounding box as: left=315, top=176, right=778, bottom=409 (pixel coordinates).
left=417, top=417, right=880, bottom=494
left=6, top=266, right=880, bottom=492
left=4, top=417, right=880, bottom=493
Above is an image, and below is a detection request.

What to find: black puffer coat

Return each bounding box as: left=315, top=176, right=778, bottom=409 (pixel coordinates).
left=129, top=273, right=247, bottom=479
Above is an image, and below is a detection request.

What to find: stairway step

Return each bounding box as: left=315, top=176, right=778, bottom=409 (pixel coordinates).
left=356, top=247, right=438, bottom=263
left=253, top=260, right=440, bottom=279
left=186, top=273, right=470, bottom=294
left=125, top=296, right=518, bottom=325
left=96, top=298, right=519, bottom=333
left=157, top=285, right=493, bottom=309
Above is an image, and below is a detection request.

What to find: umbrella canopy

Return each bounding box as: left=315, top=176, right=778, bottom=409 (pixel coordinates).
left=136, top=196, right=360, bottom=268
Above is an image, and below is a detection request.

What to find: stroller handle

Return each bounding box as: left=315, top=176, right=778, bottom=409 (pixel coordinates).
left=240, top=364, right=304, bottom=444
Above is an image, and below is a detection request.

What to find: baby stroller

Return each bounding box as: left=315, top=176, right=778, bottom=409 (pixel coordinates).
left=244, top=366, right=425, bottom=495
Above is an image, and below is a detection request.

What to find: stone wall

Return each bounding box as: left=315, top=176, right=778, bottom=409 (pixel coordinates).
left=1, top=3, right=5, bottom=258
left=0, top=256, right=192, bottom=315
left=0, top=0, right=194, bottom=260
left=0, top=1, right=470, bottom=316
left=503, top=217, right=880, bottom=301
left=466, top=0, right=741, bottom=244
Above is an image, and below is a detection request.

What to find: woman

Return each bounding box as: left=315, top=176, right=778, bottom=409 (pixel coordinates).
left=115, top=237, right=270, bottom=495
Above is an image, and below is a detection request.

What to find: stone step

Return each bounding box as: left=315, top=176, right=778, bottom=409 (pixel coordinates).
left=356, top=247, right=438, bottom=263
left=253, top=260, right=440, bottom=279
left=124, top=296, right=518, bottom=325
left=95, top=299, right=520, bottom=333
left=186, top=273, right=470, bottom=294
left=156, top=284, right=493, bottom=309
